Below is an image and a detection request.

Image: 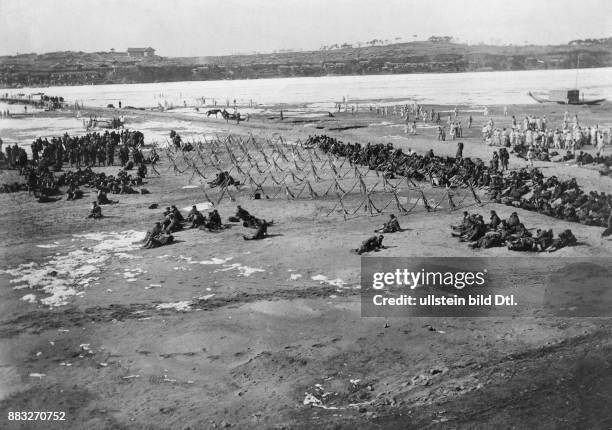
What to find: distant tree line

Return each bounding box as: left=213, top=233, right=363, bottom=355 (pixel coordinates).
left=568, top=37, right=612, bottom=46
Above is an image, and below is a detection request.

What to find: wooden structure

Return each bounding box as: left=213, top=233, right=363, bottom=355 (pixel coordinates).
left=127, top=47, right=155, bottom=58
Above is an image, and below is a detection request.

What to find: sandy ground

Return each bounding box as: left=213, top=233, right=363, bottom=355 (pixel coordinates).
left=2, top=101, right=612, bottom=429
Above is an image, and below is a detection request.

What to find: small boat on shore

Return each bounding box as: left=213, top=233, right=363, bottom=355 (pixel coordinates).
left=529, top=55, right=607, bottom=106
left=528, top=89, right=606, bottom=106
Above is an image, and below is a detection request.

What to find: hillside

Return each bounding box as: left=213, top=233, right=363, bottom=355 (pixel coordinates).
left=1, top=39, right=612, bottom=88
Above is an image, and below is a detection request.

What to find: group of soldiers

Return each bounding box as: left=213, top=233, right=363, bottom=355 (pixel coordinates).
left=308, top=133, right=612, bottom=233
left=372, top=103, right=472, bottom=138
left=233, top=205, right=273, bottom=239
left=73, top=165, right=152, bottom=218
left=310, top=134, right=493, bottom=189
left=552, top=149, right=612, bottom=173
left=25, top=130, right=146, bottom=170
left=22, top=165, right=62, bottom=200
left=451, top=210, right=577, bottom=252
left=0, top=130, right=148, bottom=175
left=208, top=171, right=239, bottom=188
left=142, top=205, right=272, bottom=249
left=3, top=143, right=29, bottom=169
left=143, top=205, right=206, bottom=249
left=1, top=129, right=155, bottom=203
left=484, top=113, right=611, bottom=165
left=487, top=168, right=612, bottom=227
left=19, top=160, right=149, bottom=204
left=353, top=214, right=402, bottom=254
left=185, top=205, right=224, bottom=231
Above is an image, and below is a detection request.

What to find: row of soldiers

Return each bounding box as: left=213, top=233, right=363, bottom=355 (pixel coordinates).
left=551, top=149, right=612, bottom=170
left=18, top=161, right=148, bottom=202
left=142, top=205, right=273, bottom=249
left=488, top=168, right=611, bottom=227
left=310, top=134, right=493, bottom=188
left=489, top=112, right=610, bottom=154
left=1, top=130, right=148, bottom=173
left=308, top=134, right=612, bottom=230
left=28, top=130, right=146, bottom=170
left=451, top=210, right=577, bottom=252
left=486, top=126, right=610, bottom=156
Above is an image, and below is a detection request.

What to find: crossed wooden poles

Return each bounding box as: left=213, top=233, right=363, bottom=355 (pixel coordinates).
left=160, top=134, right=482, bottom=218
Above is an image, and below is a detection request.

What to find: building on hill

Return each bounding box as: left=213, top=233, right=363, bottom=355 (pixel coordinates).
left=127, top=47, right=155, bottom=58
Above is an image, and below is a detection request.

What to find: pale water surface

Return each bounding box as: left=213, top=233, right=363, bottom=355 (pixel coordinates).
left=3, top=67, right=611, bottom=108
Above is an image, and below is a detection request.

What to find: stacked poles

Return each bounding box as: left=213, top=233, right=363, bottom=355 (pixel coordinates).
left=162, top=134, right=482, bottom=217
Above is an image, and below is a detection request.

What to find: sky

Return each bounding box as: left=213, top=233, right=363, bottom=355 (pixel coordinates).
left=1, top=0, right=611, bottom=57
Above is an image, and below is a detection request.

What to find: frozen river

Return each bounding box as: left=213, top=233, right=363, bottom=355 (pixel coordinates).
left=3, top=67, right=611, bottom=108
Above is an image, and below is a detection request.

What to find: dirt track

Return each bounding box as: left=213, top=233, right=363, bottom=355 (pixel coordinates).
left=2, top=102, right=612, bottom=429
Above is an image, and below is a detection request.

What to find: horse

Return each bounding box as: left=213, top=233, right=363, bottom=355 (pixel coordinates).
left=207, top=109, right=223, bottom=118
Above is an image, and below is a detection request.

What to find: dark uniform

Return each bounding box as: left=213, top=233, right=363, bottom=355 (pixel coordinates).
left=376, top=214, right=401, bottom=233
left=356, top=235, right=384, bottom=254
left=243, top=220, right=269, bottom=240
left=88, top=202, right=102, bottom=219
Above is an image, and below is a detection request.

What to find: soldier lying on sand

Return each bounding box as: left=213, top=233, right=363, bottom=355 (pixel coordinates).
left=87, top=201, right=102, bottom=219
left=454, top=212, right=576, bottom=252
left=375, top=214, right=401, bottom=233
left=144, top=231, right=174, bottom=249
left=243, top=219, right=270, bottom=240
left=355, top=235, right=385, bottom=255
left=204, top=209, right=223, bottom=231
left=143, top=222, right=163, bottom=247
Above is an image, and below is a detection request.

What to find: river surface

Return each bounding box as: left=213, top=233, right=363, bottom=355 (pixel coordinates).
left=3, top=67, right=611, bottom=108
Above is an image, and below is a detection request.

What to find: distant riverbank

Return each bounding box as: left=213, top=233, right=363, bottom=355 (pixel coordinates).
left=2, top=39, right=612, bottom=88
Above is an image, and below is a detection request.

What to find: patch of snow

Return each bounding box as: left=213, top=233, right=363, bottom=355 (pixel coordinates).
left=195, top=257, right=234, bottom=265
left=122, top=374, right=140, bottom=380
left=215, top=263, right=265, bottom=277
left=156, top=301, right=193, bottom=311
left=21, top=294, right=37, bottom=303
left=311, top=274, right=347, bottom=288
left=2, top=230, right=144, bottom=307
left=303, top=392, right=340, bottom=410
left=115, top=252, right=143, bottom=259
left=182, top=202, right=213, bottom=212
